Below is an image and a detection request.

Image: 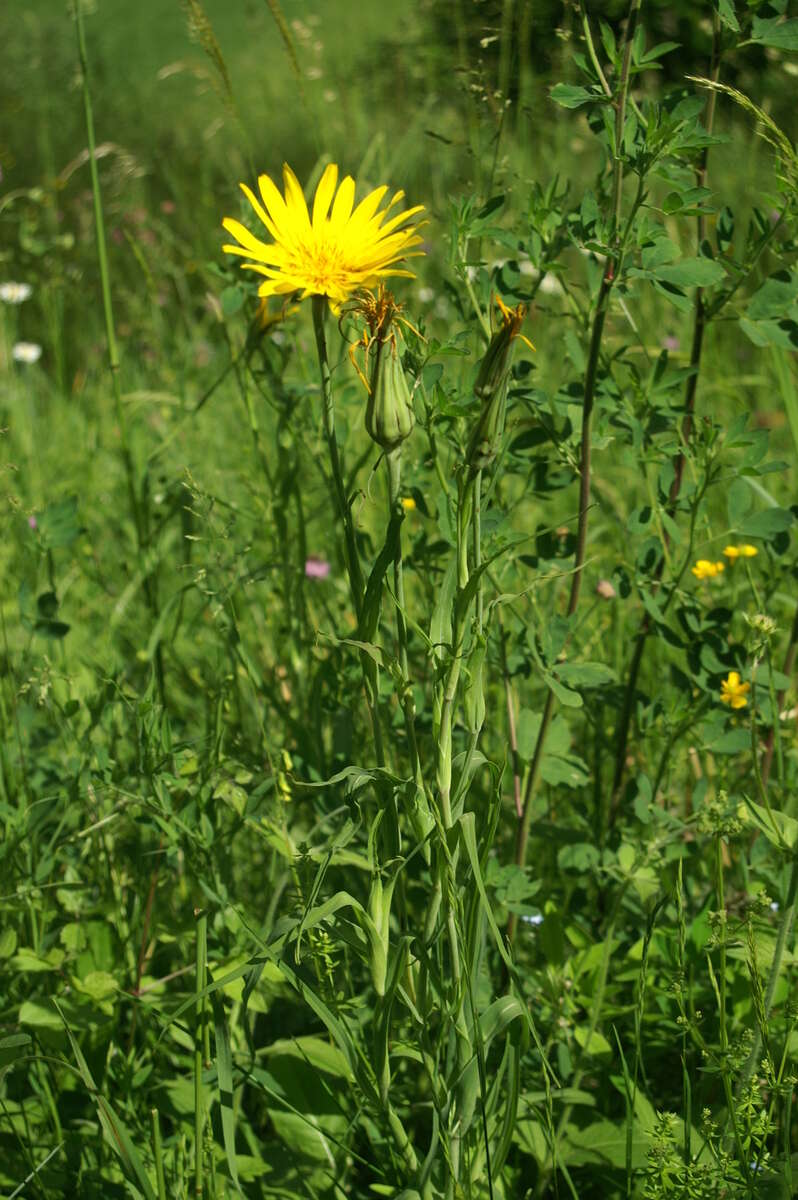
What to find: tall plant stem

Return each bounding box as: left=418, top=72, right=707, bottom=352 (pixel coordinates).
left=473, top=470, right=484, bottom=634
left=386, top=450, right=423, bottom=789
left=311, top=296, right=365, bottom=615
left=151, top=1108, right=167, bottom=1200
left=194, top=908, right=207, bottom=1200
left=610, top=12, right=722, bottom=804
left=74, top=0, right=165, bottom=703
left=434, top=473, right=478, bottom=1192
left=311, top=296, right=385, bottom=765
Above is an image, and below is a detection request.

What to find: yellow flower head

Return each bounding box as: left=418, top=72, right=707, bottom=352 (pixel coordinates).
left=691, top=559, right=725, bottom=580
left=720, top=671, right=750, bottom=709
left=401, top=496, right=417, bottom=511
left=723, top=543, right=758, bottom=561
left=222, top=163, right=425, bottom=310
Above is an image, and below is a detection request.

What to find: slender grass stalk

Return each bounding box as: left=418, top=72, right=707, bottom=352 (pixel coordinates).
left=473, top=470, right=484, bottom=635
left=194, top=908, right=207, bottom=1200
left=497, top=609, right=523, bottom=818
left=73, top=0, right=166, bottom=703
left=432, top=471, right=481, bottom=1192
left=676, top=861, right=693, bottom=1166
left=151, top=1108, right=167, bottom=1200
left=715, top=835, right=729, bottom=1060
left=385, top=449, right=422, bottom=789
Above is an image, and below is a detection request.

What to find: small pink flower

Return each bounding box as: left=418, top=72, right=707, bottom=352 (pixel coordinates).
left=28, top=515, right=37, bottom=529
left=305, top=557, right=331, bottom=579
left=662, top=335, right=680, bottom=352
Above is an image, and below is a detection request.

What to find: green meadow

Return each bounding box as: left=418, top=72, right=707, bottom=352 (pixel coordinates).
left=1, top=2, right=798, bottom=1197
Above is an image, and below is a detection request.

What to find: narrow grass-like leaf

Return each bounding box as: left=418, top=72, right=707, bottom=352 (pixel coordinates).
left=210, top=988, right=241, bottom=1193
left=55, top=1001, right=157, bottom=1200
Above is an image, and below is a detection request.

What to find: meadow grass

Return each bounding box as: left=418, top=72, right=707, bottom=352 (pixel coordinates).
left=1, top=2, right=798, bottom=1198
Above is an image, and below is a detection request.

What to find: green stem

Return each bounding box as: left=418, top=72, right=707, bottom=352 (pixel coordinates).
left=473, top=470, right=484, bottom=635
left=311, top=295, right=385, bottom=766
left=194, top=908, right=207, bottom=1200
left=311, top=295, right=365, bottom=615
left=715, top=837, right=728, bottom=1058
left=386, top=450, right=422, bottom=788
left=152, top=1108, right=167, bottom=1200
left=433, top=474, right=479, bottom=1189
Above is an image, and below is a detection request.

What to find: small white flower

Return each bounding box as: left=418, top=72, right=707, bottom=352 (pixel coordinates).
left=0, top=282, right=32, bottom=304
left=539, top=272, right=564, bottom=296
left=418, top=287, right=435, bottom=303
left=12, top=342, right=42, bottom=364
left=770, top=901, right=779, bottom=913
left=465, top=265, right=479, bottom=283
left=521, top=913, right=544, bottom=926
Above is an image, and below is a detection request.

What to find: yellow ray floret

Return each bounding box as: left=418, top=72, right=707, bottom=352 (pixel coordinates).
left=222, top=163, right=425, bottom=309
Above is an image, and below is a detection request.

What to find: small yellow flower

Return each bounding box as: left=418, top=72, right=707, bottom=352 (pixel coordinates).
left=723, top=543, right=758, bottom=560
left=720, top=671, right=750, bottom=709
left=401, top=497, right=417, bottom=511
left=222, top=162, right=425, bottom=310
left=691, top=559, right=725, bottom=580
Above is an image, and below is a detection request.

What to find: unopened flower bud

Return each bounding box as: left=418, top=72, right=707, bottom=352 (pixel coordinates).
left=466, top=374, right=508, bottom=473
left=466, top=295, right=532, bottom=474
left=366, top=335, right=415, bottom=451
